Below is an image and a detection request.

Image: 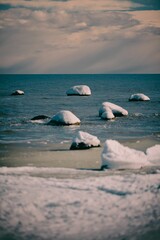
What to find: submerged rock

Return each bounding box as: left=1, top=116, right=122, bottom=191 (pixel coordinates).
left=31, top=115, right=50, bottom=121
left=66, top=85, right=91, bottom=96
left=101, top=140, right=150, bottom=169
left=99, top=102, right=128, bottom=117
left=11, top=90, right=24, bottom=95
left=129, top=93, right=150, bottom=101
left=48, top=110, right=81, bottom=126
left=70, top=131, right=100, bottom=150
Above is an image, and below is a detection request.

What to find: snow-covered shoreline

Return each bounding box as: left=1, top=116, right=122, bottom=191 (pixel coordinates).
left=0, top=167, right=160, bottom=240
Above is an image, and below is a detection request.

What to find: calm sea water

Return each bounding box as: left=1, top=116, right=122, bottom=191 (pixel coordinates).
left=0, top=74, right=160, bottom=144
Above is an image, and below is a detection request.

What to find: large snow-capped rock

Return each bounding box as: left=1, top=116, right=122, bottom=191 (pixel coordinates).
left=101, top=140, right=150, bottom=169
left=101, top=107, right=115, bottom=120
left=70, top=131, right=100, bottom=150
left=48, top=110, right=81, bottom=126
left=11, top=90, right=24, bottom=95
left=129, top=93, right=150, bottom=101
left=66, top=85, right=91, bottom=96
left=99, top=102, right=128, bottom=117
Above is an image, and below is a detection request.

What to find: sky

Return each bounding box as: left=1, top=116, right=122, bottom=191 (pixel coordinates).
left=0, top=0, right=160, bottom=74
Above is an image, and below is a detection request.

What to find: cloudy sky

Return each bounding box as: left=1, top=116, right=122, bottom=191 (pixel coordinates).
left=0, top=0, right=160, bottom=73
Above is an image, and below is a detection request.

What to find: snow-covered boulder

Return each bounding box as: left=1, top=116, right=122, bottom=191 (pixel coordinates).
left=70, top=131, right=100, bottom=150
left=48, top=110, right=80, bottom=126
left=11, top=90, right=24, bottom=95
left=99, top=102, right=128, bottom=117
left=66, top=85, right=91, bottom=96
left=101, top=107, right=115, bottom=120
left=129, top=93, right=150, bottom=101
left=101, top=140, right=150, bottom=169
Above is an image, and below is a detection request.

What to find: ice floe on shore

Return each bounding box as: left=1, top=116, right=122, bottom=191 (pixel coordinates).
left=101, top=140, right=160, bottom=169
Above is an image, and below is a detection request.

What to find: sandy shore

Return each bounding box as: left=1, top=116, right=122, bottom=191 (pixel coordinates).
left=0, top=136, right=159, bottom=169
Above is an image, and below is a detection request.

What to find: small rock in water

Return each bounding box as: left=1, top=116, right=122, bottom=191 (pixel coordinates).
left=129, top=93, right=150, bottom=101
left=11, top=90, right=24, bottom=95
left=66, top=85, right=91, bottom=96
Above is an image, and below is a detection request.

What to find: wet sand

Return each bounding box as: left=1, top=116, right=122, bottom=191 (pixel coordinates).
left=0, top=136, right=159, bottom=169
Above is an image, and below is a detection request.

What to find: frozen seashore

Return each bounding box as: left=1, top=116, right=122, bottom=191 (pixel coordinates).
left=0, top=167, right=160, bottom=240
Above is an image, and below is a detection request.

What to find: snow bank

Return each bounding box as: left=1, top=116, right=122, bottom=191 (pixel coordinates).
left=70, top=131, right=100, bottom=150
left=48, top=110, right=81, bottom=126
left=99, top=102, right=128, bottom=117
left=101, top=140, right=150, bottom=169
left=129, top=93, right=150, bottom=101
left=11, top=90, right=24, bottom=95
left=66, top=85, right=91, bottom=96
left=0, top=167, right=160, bottom=240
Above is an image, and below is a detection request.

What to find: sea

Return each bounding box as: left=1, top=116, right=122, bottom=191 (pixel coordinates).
left=0, top=74, right=160, bottom=240
left=0, top=74, right=160, bottom=144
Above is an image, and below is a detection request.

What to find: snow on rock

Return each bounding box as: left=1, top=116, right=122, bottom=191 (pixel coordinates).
left=11, top=90, right=24, bottom=95
left=101, top=107, right=115, bottom=120
left=48, top=110, right=81, bottom=126
left=99, top=102, right=128, bottom=117
left=129, top=93, right=150, bottom=101
left=146, top=145, right=160, bottom=164
left=101, top=140, right=150, bottom=169
left=66, top=85, right=91, bottom=96
left=70, top=131, right=100, bottom=150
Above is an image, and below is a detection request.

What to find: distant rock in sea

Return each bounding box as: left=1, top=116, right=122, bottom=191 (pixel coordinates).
left=101, top=140, right=151, bottom=169
left=47, top=110, right=81, bottom=126
left=11, top=90, right=24, bottom=95
left=70, top=131, right=100, bottom=150
left=129, top=93, right=150, bottom=101
left=31, top=115, right=50, bottom=121
left=66, top=85, right=91, bottom=96
left=99, top=102, right=128, bottom=117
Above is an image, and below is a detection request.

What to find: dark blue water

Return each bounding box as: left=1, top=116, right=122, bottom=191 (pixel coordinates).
left=0, top=74, right=160, bottom=144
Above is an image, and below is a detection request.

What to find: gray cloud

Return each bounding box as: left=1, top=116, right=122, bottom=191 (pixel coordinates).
left=0, top=0, right=160, bottom=73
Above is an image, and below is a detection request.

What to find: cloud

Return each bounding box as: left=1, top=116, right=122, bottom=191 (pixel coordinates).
left=0, top=0, right=160, bottom=73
